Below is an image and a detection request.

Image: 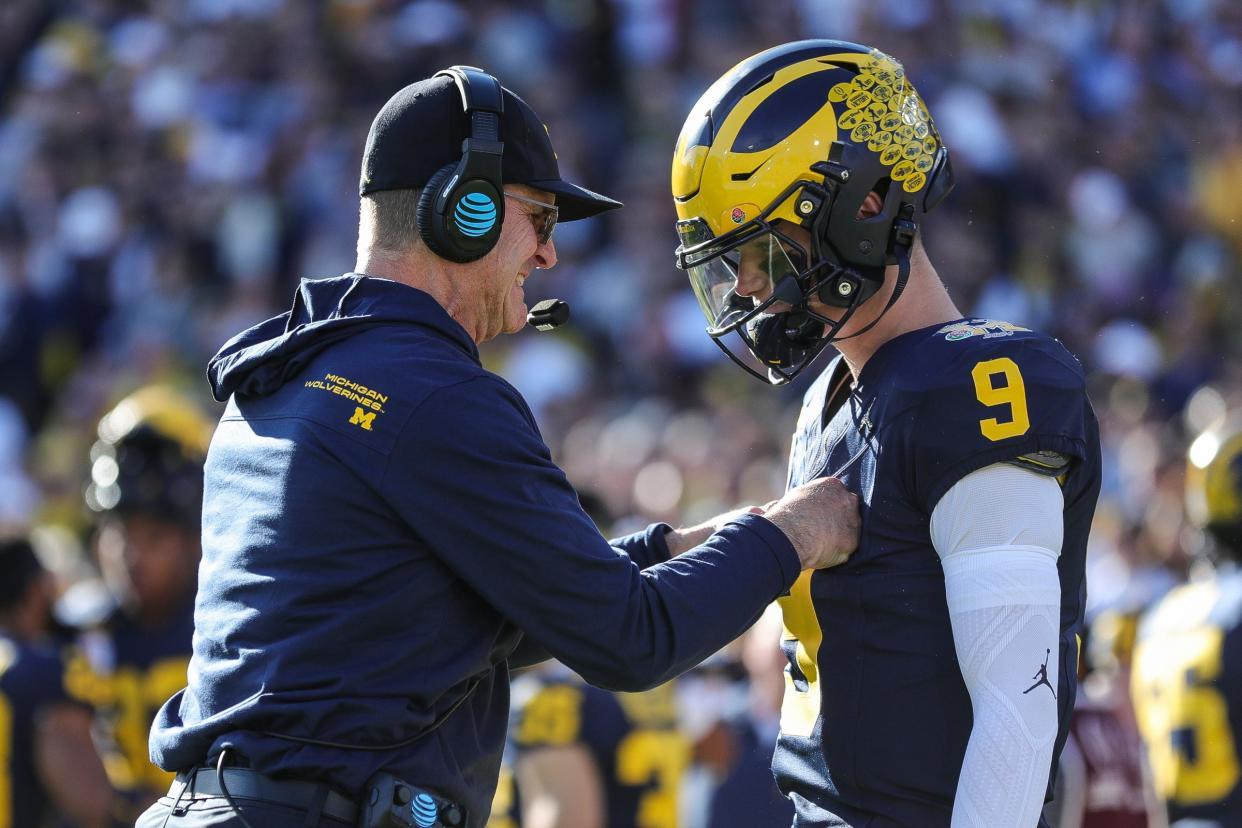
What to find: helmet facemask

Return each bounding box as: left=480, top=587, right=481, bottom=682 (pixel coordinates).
left=675, top=150, right=922, bottom=385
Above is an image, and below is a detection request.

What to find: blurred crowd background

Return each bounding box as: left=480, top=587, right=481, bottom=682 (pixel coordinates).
left=2, top=0, right=1242, bottom=826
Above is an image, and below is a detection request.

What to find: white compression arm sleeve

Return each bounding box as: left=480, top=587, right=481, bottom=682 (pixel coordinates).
left=930, top=462, right=1065, bottom=828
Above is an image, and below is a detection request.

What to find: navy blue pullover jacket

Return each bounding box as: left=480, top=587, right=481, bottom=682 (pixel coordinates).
left=148, top=274, right=800, bottom=826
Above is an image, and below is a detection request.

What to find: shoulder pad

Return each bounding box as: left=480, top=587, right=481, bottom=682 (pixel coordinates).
left=905, top=325, right=1094, bottom=509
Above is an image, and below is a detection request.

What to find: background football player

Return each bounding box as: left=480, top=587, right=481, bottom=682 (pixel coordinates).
left=1131, top=416, right=1242, bottom=827
left=508, top=663, right=689, bottom=828
left=500, top=487, right=691, bottom=828
left=64, top=385, right=211, bottom=821
left=0, top=536, right=113, bottom=828
left=672, top=40, right=1102, bottom=826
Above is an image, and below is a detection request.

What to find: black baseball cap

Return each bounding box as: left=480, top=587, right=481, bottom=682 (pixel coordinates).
left=359, top=74, right=622, bottom=222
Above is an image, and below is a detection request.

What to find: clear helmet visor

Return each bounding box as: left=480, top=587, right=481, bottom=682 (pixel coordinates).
left=676, top=219, right=802, bottom=334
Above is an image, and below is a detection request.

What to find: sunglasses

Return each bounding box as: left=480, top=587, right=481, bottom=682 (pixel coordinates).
left=505, top=191, right=558, bottom=245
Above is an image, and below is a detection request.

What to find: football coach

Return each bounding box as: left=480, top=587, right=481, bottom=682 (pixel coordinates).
left=136, top=66, right=859, bottom=828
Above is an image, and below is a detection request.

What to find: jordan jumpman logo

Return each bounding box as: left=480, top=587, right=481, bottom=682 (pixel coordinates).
left=1022, top=649, right=1056, bottom=698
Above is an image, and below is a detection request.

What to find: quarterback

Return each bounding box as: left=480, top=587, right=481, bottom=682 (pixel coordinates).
left=672, top=41, right=1102, bottom=826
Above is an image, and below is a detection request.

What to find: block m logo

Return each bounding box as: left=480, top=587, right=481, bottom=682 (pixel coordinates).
left=349, top=407, right=377, bottom=431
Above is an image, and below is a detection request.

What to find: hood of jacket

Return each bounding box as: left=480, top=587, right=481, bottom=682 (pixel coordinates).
left=207, top=273, right=477, bottom=401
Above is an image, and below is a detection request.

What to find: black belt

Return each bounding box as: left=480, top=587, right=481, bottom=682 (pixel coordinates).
left=169, top=766, right=359, bottom=824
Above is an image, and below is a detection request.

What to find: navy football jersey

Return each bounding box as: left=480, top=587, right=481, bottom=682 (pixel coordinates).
left=0, top=634, right=78, bottom=828
left=774, top=318, right=1101, bottom=827
left=1132, top=567, right=1242, bottom=824
left=64, top=603, right=193, bottom=809
left=510, top=672, right=689, bottom=828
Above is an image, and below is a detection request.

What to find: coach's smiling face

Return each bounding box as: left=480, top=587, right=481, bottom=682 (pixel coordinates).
left=465, top=184, right=558, bottom=343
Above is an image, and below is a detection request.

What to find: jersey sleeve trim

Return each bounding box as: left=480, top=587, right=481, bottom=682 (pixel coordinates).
left=1006, top=451, right=1073, bottom=477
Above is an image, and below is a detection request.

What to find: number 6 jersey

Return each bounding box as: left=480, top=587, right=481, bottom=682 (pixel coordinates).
left=1132, top=569, right=1242, bottom=824
left=774, top=318, right=1101, bottom=827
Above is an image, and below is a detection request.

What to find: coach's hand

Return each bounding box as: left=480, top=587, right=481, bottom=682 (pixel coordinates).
left=764, top=477, right=860, bottom=570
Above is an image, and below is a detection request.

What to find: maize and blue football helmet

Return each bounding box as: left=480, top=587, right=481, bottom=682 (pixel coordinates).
left=671, top=40, right=955, bottom=383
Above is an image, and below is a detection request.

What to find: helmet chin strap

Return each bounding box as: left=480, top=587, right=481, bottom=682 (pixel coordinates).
left=818, top=237, right=911, bottom=343
left=808, top=208, right=918, bottom=345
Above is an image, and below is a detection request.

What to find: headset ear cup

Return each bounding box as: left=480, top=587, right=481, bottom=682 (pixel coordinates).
left=416, top=165, right=462, bottom=261
left=416, top=166, right=504, bottom=264
left=453, top=180, right=503, bottom=261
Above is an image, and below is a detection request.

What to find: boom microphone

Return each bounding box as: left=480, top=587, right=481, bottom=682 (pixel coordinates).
left=526, top=298, right=570, bottom=331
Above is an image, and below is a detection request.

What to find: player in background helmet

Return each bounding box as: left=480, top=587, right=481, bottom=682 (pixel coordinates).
left=673, top=41, right=1102, bottom=826
left=672, top=41, right=954, bottom=384
left=0, top=536, right=115, bottom=828
left=1132, top=415, right=1242, bottom=826
left=1183, top=416, right=1242, bottom=563
left=64, top=385, right=210, bottom=821
left=84, top=386, right=209, bottom=621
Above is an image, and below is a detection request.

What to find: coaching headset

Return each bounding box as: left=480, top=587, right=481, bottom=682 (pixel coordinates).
left=414, top=65, right=506, bottom=263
